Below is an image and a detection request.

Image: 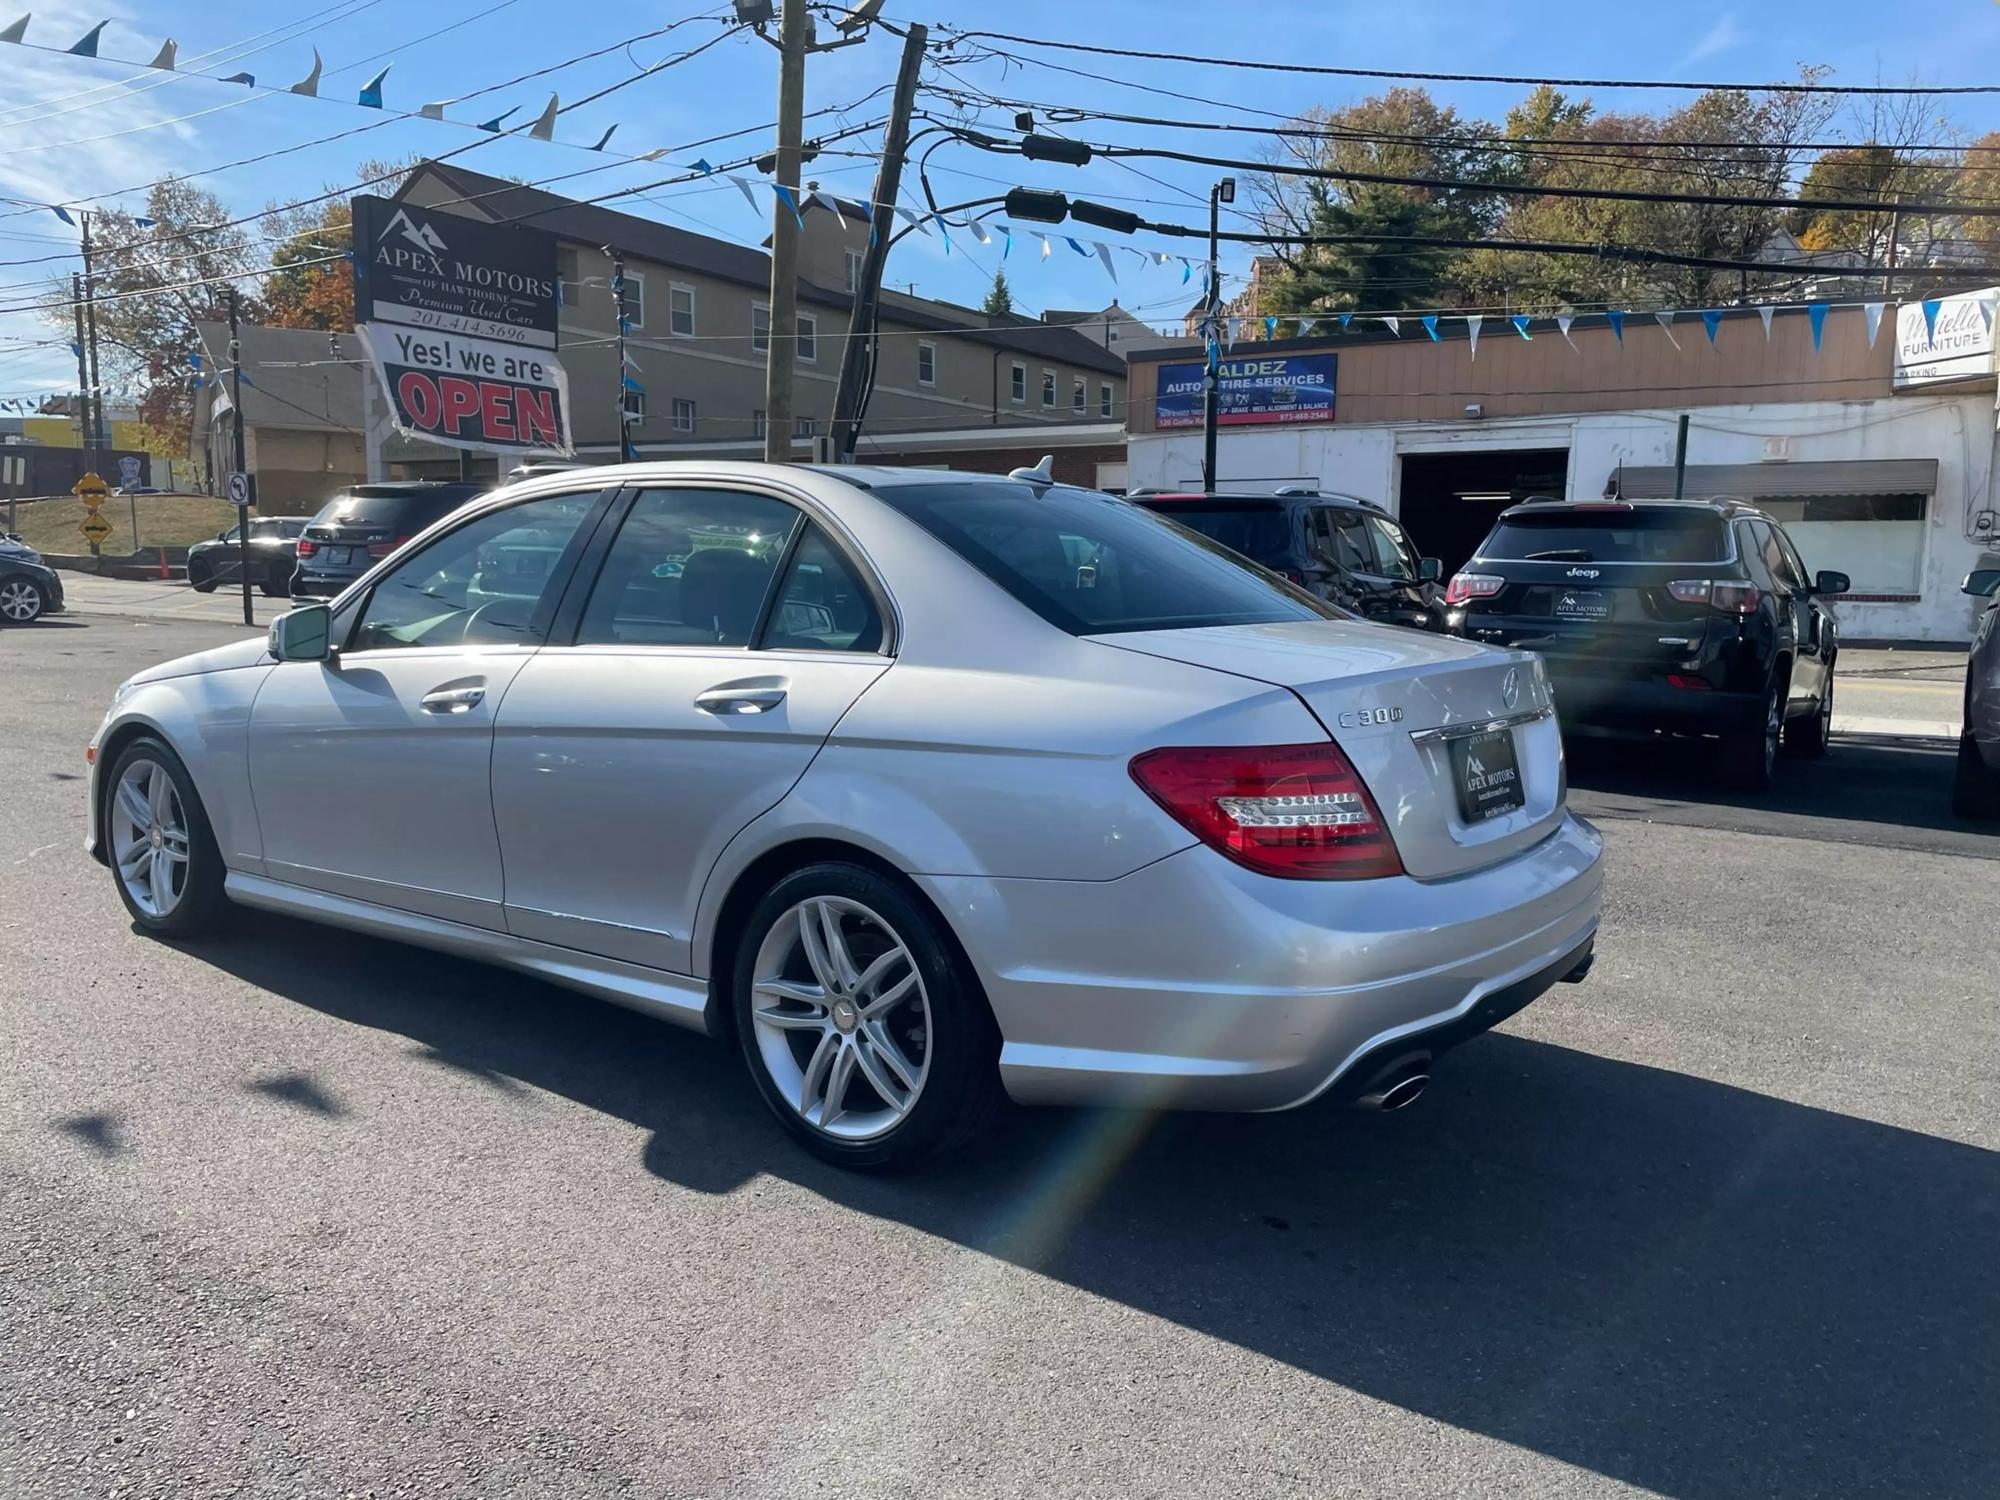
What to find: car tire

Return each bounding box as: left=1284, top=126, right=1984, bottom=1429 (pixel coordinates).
left=1782, top=656, right=1833, bottom=759
left=1953, top=731, right=2000, bottom=820
left=188, top=562, right=216, bottom=593
left=103, top=736, right=228, bottom=938
left=732, top=862, right=1006, bottom=1171
left=0, top=574, right=45, bottom=624
left=1722, top=673, right=1784, bottom=791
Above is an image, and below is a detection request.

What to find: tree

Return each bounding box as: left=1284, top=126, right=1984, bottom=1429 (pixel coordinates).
left=981, top=269, right=1014, bottom=317
left=260, top=159, right=418, bottom=332
left=42, top=177, right=259, bottom=447
left=1270, top=184, right=1462, bottom=313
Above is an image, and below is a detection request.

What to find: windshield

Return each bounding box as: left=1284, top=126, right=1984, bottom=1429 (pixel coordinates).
left=1482, top=508, right=1728, bottom=564
left=1131, top=500, right=1292, bottom=567
left=877, top=481, right=1337, bottom=636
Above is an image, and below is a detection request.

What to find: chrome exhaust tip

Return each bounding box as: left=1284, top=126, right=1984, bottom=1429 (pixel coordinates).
left=1356, top=1070, right=1431, bottom=1112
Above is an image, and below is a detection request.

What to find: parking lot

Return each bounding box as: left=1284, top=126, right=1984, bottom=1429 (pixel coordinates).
left=3, top=611, right=1996, bottom=1498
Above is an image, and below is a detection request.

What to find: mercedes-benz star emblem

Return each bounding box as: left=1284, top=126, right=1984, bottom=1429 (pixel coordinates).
left=1501, top=667, right=1521, bottom=709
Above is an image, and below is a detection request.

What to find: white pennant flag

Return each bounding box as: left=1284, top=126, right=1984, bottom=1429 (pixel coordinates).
left=894, top=206, right=934, bottom=238
left=288, top=47, right=323, bottom=97
left=1757, top=306, right=1775, bottom=340
left=814, top=190, right=849, bottom=229
left=1382, top=315, right=1400, bottom=337
left=1981, top=298, right=1997, bottom=332
left=966, top=217, right=991, bottom=245
left=1864, top=302, right=1886, bottom=348
left=1033, top=233, right=1049, bottom=259
left=1654, top=310, right=1681, bottom=350
left=1297, top=318, right=1316, bottom=336
left=1465, top=314, right=1483, bottom=360
left=1556, top=313, right=1577, bottom=350
left=1094, top=241, right=1118, bottom=282
left=527, top=93, right=559, bottom=142
left=1226, top=317, right=1241, bottom=347
left=420, top=101, right=447, bottom=120
left=728, top=175, right=760, bottom=212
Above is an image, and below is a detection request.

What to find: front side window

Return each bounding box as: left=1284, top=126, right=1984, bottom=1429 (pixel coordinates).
left=877, top=481, right=1337, bottom=636
left=578, top=489, right=800, bottom=647
left=751, top=304, right=771, bottom=354
left=765, top=524, right=884, bottom=653
left=669, top=283, right=695, bottom=337
left=1359, top=514, right=1418, bottom=580
left=348, top=492, right=598, bottom=653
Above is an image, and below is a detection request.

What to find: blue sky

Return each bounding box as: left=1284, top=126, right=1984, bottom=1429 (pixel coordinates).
left=2, top=0, right=1997, bottom=406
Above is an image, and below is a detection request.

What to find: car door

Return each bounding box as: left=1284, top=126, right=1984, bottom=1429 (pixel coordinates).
left=490, top=484, right=893, bottom=974
left=247, top=486, right=611, bottom=929
left=1771, top=522, right=1834, bottom=707
left=1754, top=520, right=1823, bottom=714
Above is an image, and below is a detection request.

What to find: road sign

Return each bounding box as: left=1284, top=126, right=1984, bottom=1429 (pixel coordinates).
left=226, top=471, right=254, bottom=507
left=73, top=471, right=109, bottom=503
left=118, top=455, right=141, bottom=487
left=79, top=512, right=114, bottom=545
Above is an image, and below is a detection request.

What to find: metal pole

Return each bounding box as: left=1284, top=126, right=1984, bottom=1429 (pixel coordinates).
left=761, top=0, right=808, bottom=463
left=1201, top=184, right=1222, bottom=491
left=829, top=21, right=927, bottom=460
left=228, top=285, right=253, bottom=626
left=81, top=214, right=107, bottom=461
left=612, top=247, right=632, bottom=461
left=1672, top=412, right=1690, bottom=501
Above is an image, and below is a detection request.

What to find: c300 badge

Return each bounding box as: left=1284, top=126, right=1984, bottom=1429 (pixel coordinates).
left=1337, top=706, right=1404, bottom=728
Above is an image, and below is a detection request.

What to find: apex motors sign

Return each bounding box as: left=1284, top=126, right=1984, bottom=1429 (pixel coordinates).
left=351, top=195, right=573, bottom=453
left=1155, top=353, right=1337, bottom=429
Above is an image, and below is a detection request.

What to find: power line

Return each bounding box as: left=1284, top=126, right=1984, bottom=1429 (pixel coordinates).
left=941, top=28, right=2000, bottom=96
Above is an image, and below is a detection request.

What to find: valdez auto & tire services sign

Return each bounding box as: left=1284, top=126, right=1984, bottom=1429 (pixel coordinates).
left=1155, top=353, right=1336, bottom=429
left=351, top=195, right=574, bottom=454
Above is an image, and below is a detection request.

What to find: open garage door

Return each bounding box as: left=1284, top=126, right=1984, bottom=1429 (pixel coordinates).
left=1399, top=449, right=1570, bottom=576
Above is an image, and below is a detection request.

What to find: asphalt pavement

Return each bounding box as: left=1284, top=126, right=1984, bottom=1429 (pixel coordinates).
left=3, top=614, right=1996, bottom=1499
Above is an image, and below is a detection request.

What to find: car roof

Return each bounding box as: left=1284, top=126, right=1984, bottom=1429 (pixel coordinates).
left=1500, top=497, right=1773, bottom=522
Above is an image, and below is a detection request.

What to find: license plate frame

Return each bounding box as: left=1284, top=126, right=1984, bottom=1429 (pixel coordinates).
left=1554, top=589, right=1611, bottom=622
left=1449, top=728, right=1526, bottom=823
left=320, top=545, right=352, bottom=566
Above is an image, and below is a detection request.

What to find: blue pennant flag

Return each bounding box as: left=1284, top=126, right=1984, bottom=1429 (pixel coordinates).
left=1808, top=302, right=1828, bottom=352
left=187, top=352, right=202, bottom=369
left=69, top=342, right=81, bottom=357
left=221, top=72, right=254, bottom=86
left=619, top=315, right=632, bottom=333
left=1000, top=224, right=1012, bottom=259
left=621, top=431, right=640, bottom=461
left=358, top=65, right=391, bottom=108
left=691, top=158, right=715, bottom=176
left=1921, top=299, right=1942, bottom=342
left=1066, top=236, right=1090, bottom=257
left=1701, top=309, right=1723, bottom=345
left=1421, top=314, right=1440, bottom=342
left=590, top=125, right=618, bottom=152
left=68, top=21, right=107, bottom=57
left=1181, top=259, right=1191, bottom=284
left=133, top=216, right=154, bottom=229
left=1264, top=316, right=1278, bottom=340
left=621, top=373, right=643, bottom=393
left=50, top=206, right=74, bottom=226
left=476, top=106, right=519, bottom=133
left=1606, top=309, right=1625, bottom=344
left=1338, top=313, right=1353, bottom=331
left=1511, top=314, right=1531, bottom=340
left=772, top=183, right=805, bottom=229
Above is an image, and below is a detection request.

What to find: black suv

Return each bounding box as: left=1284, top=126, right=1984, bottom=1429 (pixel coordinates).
left=186, top=516, right=309, bottom=596
left=293, top=482, right=487, bottom=599
left=1130, top=489, right=1444, bottom=630
left=1446, top=499, right=1849, bottom=788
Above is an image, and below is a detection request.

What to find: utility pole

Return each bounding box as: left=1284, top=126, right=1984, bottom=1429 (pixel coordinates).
left=613, top=247, right=636, bottom=461
left=829, top=20, right=927, bottom=461
left=761, top=0, right=809, bottom=462
left=1201, top=177, right=1234, bottom=492
left=227, top=285, right=252, bottom=627
left=1671, top=413, right=1691, bottom=502
left=69, top=272, right=91, bottom=459
left=81, top=212, right=106, bottom=460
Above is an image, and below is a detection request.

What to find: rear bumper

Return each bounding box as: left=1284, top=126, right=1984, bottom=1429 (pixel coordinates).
left=916, top=811, right=1605, bottom=1112
left=290, top=569, right=362, bottom=599
left=1545, top=669, right=1764, bottom=734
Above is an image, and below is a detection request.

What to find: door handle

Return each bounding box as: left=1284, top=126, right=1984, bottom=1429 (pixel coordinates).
left=420, top=685, right=486, bottom=714
left=695, top=686, right=787, bottom=715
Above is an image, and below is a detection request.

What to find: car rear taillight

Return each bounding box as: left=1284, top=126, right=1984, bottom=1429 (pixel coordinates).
left=1129, top=741, right=1403, bottom=880
left=295, top=538, right=316, bottom=557
left=1710, top=581, right=1761, bottom=614
left=1667, top=578, right=1711, bottom=604
left=367, top=535, right=412, bottom=560
left=1445, top=573, right=1504, bottom=606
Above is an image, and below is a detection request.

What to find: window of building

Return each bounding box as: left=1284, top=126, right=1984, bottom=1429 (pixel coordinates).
left=795, top=416, right=817, bottom=438
left=844, top=249, right=864, bottom=292
left=752, top=410, right=767, bottom=439
left=1099, top=382, right=1114, bottom=419
left=622, top=387, right=646, bottom=424
left=617, top=270, right=645, bottom=330
left=1010, top=362, right=1026, bottom=404
left=1108, top=326, right=1120, bottom=344
left=1041, top=370, right=1056, bottom=408
left=917, top=340, right=937, bottom=387
left=671, top=398, right=696, bottom=434
left=668, top=283, right=695, bottom=337
left=1072, top=377, right=1086, bottom=414
left=751, top=303, right=771, bottom=354
left=797, top=312, right=818, bottom=364
left=557, top=246, right=583, bottom=312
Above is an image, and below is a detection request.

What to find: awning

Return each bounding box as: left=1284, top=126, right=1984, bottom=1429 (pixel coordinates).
left=1609, top=458, right=1939, bottom=499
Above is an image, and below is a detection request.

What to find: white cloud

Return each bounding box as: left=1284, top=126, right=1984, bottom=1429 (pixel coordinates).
left=1678, top=13, right=1747, bottom=71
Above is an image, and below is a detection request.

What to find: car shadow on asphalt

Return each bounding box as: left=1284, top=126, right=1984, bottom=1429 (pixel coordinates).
left=180, top=907, right=1999, bottom=1500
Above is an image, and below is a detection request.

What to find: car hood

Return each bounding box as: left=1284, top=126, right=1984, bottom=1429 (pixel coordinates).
left=124, top=633, right=272, bottom=686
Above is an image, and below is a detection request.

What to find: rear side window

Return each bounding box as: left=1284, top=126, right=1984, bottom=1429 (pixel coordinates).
left=1482, top=508, right=1728, bottom=564
left=578, top=488, right=800, bottom=647
left=765, top=525, right=883, bottom=652
left=1134, top=500, right=1293, bottom=567
left=879, top=481, right=1337, bottom=635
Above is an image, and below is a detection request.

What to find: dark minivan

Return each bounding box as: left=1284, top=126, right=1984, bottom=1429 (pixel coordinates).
left=1445, top=498, right=1849, bottom=789
left=1130, top=489, right=1444, bottom=630
left=293, top=482, right=487, bottom=599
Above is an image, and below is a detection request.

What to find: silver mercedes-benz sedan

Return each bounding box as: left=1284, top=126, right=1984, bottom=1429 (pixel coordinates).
left=86, top=463, right=1603, bottom=1169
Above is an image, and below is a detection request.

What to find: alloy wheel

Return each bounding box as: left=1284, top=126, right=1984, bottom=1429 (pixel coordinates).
left=0, top=579, right=41, bottom=622
left=110, top=759, right=191, bottom=918
left=749, top=896, right=932, bottom=1142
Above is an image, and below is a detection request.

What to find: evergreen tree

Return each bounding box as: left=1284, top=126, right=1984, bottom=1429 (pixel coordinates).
left=981, top=270, right=1014, bottom=317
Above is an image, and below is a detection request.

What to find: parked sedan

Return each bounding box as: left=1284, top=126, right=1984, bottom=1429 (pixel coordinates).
left=0, top=548, right=63, bottom=623
left=1957, top=565, right=2000, bottom=819
left=85, top=464, right=1603, bottom=1169
left=186, top=516, right=310, bottom=596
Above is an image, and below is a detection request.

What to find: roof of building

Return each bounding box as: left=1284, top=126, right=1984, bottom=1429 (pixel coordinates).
left=403, top=162, right=1124, bottom=376
left=191, top=322, right=362, bottom=431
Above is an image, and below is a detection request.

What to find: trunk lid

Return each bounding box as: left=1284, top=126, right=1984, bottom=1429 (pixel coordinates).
left=1099, top=619, right=1564, bottom=880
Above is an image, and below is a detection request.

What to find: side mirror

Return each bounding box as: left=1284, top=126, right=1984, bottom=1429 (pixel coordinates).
left=217, top=529, right=230, bottom=540
left=267, top=604, right=331, bottom=662
left=1418, top=557, right=1443, bottom=582
left=1813, top=570, right=1851, bottom=596
left=1964, top=568, right=2000, bottom=599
